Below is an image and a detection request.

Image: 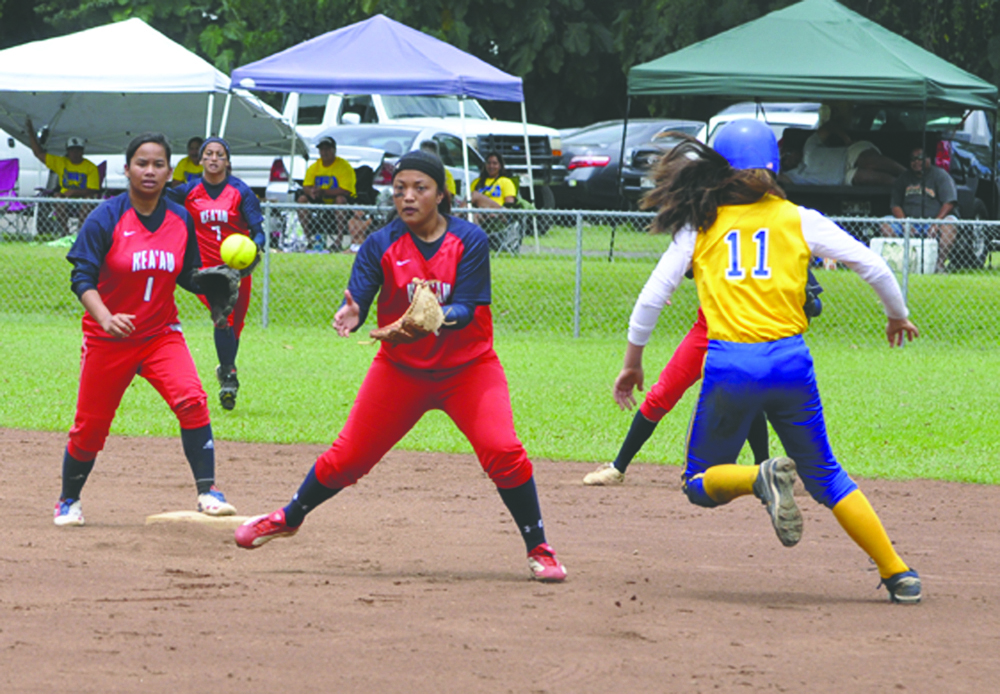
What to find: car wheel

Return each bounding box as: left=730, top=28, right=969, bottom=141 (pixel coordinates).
left=949, top=198, right=988, bottom=270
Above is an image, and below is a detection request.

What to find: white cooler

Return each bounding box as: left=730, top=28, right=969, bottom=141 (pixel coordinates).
left=870, top=237, right=939, bottom=275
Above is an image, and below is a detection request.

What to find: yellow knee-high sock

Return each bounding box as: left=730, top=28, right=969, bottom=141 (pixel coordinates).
left=832, top=489, right=909, bottom=579
left=703, top=465, right=759, bottom=504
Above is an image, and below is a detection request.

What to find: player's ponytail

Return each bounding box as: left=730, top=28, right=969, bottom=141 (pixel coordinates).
left=640, top=136, right=784, bottom=236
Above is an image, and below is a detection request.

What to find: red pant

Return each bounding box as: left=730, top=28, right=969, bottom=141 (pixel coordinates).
left=68, top=331, right=209, bottom=459
left=639, top=308, right=709, bottom=422
left=315, top=351, right=533, bottom=490
left=198, top=274, right=252, bottom=338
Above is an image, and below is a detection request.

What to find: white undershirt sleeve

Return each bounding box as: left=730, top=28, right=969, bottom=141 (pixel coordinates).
left=799, top=207, right=909, bottom=319
left=627, top=227, right=695, bottom=346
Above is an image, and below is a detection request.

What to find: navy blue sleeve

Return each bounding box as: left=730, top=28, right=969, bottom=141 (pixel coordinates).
left=232, top=177, right=266, bottom=246
left=444, top=222, right=491, bottom=329
left=344, top=227, right=390, bottom=330
left=66, top=197, right=122, bottom=298
left=164, top=180, right=194, bottom=205
left=176, top=210, right=203, bottom=295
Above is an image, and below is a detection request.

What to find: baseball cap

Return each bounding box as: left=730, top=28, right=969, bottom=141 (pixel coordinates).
left=66, top=136, right=85, bottom=149
left=317, top=136, right=337, bottom=148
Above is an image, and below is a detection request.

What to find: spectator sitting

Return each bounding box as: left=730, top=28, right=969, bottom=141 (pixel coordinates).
left=171, top=136, right=205, bottom=186
left=798, top=102, right=905, bottom=186
left=297, top=136, right=356, bottom=250
left=25, top=117, right=101, bottom=234
left=26, top=118, right=100, bottom=200
left=880, top=146, right=958, bottom=273
left=470, top=152, right=517, bottom=208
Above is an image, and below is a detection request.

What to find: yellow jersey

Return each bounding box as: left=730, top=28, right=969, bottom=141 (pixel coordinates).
left=45, top=154, right=100, bottom=194
left=172, top=156, right=203, bottom=183
left=304, top=157, right=357, bottom=199
left=692, top=195, right=811, bottom=343
left=475, top=176, right=516, bottom=204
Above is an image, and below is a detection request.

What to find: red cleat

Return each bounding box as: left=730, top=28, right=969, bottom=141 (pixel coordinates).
left=527, top=543, right=567, bottom=582
left=234, top=509, right=299, bottom=549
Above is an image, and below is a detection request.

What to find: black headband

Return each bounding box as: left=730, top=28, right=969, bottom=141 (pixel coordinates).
left=199, top=136, right=231, bottom=160
left=392, top=150, right=446, bottom=191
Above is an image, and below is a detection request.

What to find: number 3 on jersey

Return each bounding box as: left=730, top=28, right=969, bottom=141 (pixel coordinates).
left=725, top=228, right=772, bottom=280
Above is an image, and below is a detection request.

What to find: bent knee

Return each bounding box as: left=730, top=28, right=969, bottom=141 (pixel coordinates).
left=174, top=397, right=210, bottom=429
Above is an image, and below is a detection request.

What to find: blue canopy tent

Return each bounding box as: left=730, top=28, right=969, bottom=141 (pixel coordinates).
left=229, top=14, right=532, bottom=202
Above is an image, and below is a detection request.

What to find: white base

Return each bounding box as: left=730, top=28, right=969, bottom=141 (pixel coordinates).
left=870, top=237, right=939, bottom=275
left=145, top=510, right=250, bottom=528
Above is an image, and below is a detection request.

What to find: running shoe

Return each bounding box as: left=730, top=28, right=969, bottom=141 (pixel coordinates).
left=216, top=365, right=239, bottom=411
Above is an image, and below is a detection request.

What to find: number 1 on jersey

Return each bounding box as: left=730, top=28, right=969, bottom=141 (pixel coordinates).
left=724, top=228, right=772, bottom=281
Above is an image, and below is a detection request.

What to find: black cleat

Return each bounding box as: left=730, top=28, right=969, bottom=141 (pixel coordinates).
left=216, top=364, right=239, bottom=411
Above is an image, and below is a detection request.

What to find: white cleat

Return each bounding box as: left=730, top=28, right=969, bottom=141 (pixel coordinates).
left=54, top=498, right=85, bottom=527
left=583, top=463, right=625, bottom=486
left=197, top=487, right=237, bottom=516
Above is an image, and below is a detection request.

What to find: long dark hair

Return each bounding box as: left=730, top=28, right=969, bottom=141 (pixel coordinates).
left=640, top=136, right=785, bottom=235
left=472, top=151, right=509, bottom=191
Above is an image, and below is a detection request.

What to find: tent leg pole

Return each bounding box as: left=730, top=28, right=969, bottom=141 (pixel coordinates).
left=205, top=92, right=215, bottom=138
left=460, top=98, right=471, bottom=206
left=218, top=92, right=233, bottom=138
left=520, top=100, right=540, bottom=251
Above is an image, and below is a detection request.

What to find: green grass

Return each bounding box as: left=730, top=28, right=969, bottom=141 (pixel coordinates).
left=1, top=313, right=996, bottom=484
left=3, top=235, right=997, bottom=484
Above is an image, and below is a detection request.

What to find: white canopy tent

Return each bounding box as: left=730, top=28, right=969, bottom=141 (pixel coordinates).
left=0, top=18, right=307, bottom=159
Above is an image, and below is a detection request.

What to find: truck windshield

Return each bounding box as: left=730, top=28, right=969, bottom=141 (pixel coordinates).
left=382, top=96, right=490, bottom=120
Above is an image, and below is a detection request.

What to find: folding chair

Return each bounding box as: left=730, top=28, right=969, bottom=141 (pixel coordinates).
left=0, top=158, right=33, bottom=236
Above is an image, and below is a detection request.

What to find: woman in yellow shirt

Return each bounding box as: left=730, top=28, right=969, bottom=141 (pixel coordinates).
left=471, top=152, right=517, bottom=208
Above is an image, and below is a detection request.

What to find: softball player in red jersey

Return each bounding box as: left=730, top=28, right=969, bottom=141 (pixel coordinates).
left=633, top=120, right=921, bottom=603
left=235, top=151, right=566, bottom=582
left=584, top=271, right=824, bottom=485
left=167, top=136, right=265, bottom=411
left=54, top=133, right=236, bottom=527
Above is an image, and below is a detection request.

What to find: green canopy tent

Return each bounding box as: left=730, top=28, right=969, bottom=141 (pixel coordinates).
left=628, top=0, right=997, bottom=109
left=614, top=0, right=999, bottom=224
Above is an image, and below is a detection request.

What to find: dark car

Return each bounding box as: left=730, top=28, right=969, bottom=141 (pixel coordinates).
left=554, top=119, right=706, bottom=210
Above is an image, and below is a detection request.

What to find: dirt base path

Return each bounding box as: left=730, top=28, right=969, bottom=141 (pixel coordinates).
left=3, top=428, right=999, bottom=693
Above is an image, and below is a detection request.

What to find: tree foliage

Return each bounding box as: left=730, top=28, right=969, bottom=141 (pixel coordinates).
left=20, top=0, right=1000, bottom=128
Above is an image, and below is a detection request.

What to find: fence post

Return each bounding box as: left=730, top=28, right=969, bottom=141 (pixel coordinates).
left=262, top=203, right=273, bottom=329
left=574, top=211, right=583, bottom=338
left=901, top=219, right=910, bottom=306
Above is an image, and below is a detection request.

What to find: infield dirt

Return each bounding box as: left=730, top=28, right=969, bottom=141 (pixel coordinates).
left=3, top=428, right=998, bottom=693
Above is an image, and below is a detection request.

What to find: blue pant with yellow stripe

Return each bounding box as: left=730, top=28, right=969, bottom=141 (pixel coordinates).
left=684, top=335, right=857, bottom=509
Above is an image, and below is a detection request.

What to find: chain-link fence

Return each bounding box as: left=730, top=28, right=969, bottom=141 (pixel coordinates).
left=3, top=196, right=997, bottom=347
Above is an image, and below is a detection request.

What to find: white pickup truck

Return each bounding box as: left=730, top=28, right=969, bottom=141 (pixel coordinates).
left=282, top=93, right=565, bottom=207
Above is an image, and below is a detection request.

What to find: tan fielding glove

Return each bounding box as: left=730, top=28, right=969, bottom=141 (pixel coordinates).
left=369, top=278, right=448, bottom=345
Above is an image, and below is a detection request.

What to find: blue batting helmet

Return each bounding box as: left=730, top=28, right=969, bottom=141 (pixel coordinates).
left=713, top=119, right=780, bottom=173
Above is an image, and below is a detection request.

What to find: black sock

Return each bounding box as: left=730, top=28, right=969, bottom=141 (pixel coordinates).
left=496, top=477, right=547, bottom=552
left=283, top=465, right=340, bottom=527
left=214, top=327, right=238, bottom=368
left=181, top=424, right=216, bottom=494
left=612, top=411, right=659, bottom=473
left=747, top=411, right=770, bottom=464
left=61, top=449, right=96, bottom=500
